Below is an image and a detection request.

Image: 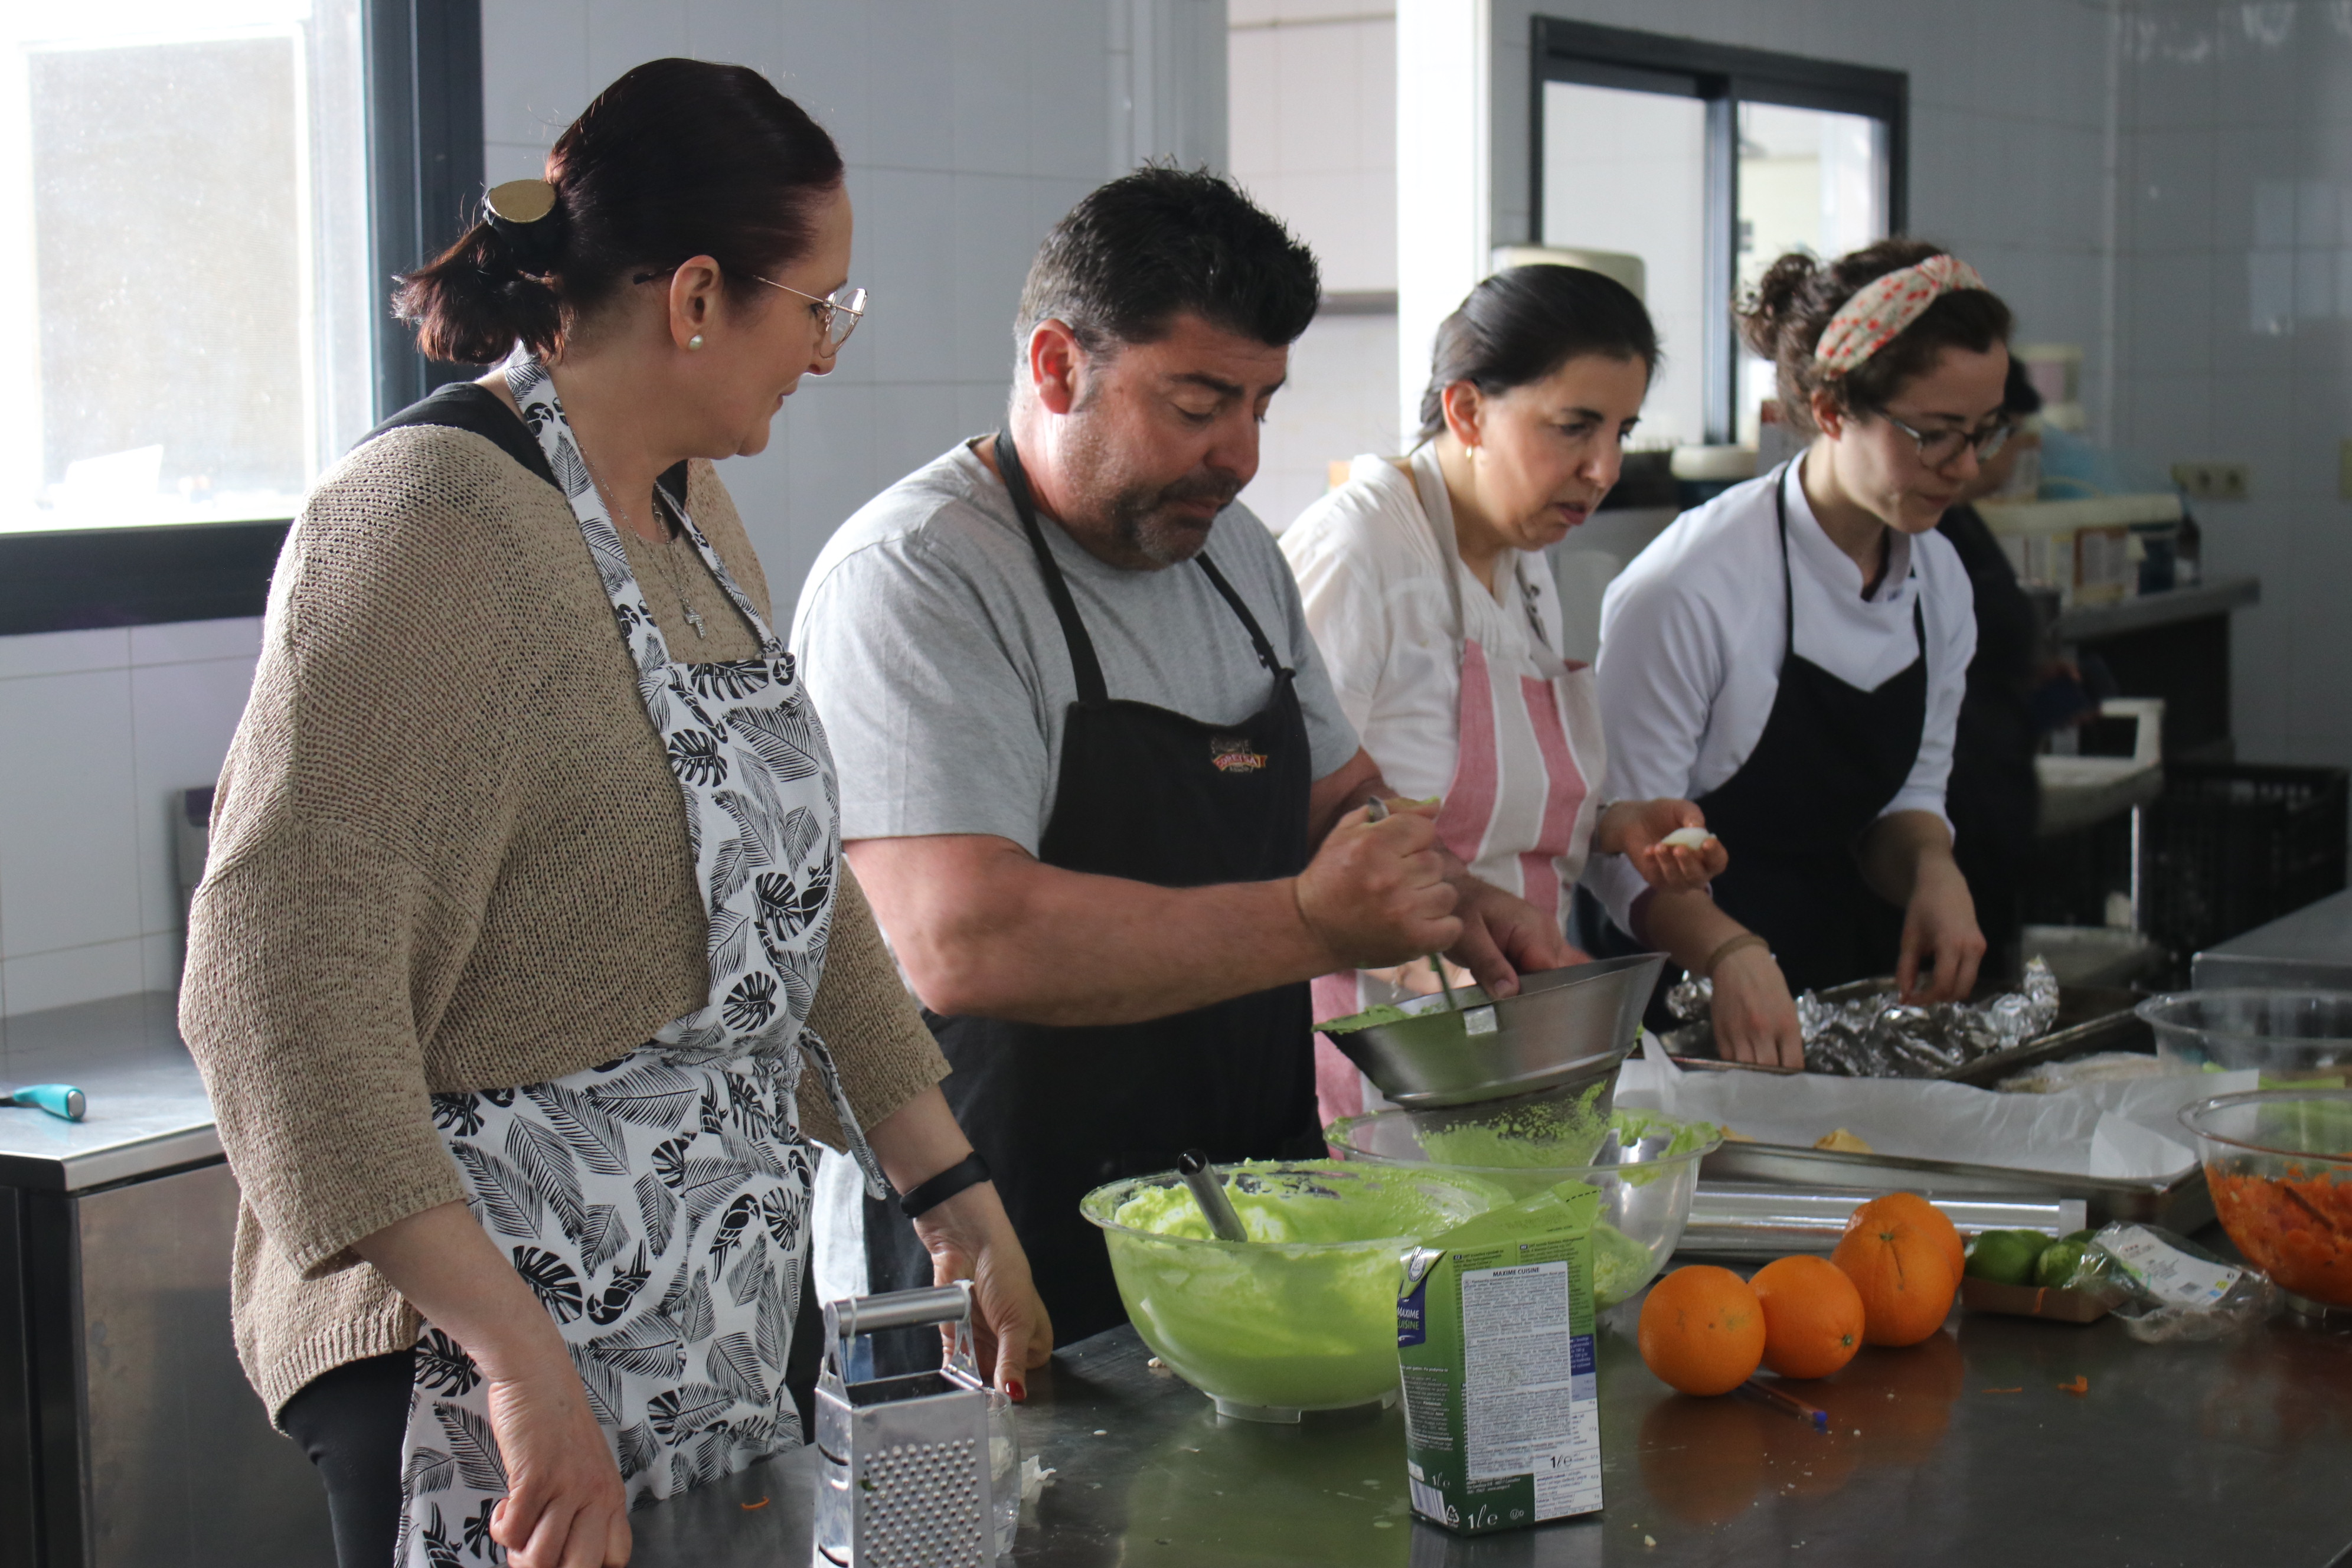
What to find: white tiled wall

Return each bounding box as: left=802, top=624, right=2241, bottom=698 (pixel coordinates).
left=1228, top=1, right=1401, bottom=532
left=482, top=0, right=1227, bottom=604
left=0, top=619, right=260, bottom=1016
left=0, top=0, right=1227, bottom=1020
left=2113, top=1, right=2352, bottom=770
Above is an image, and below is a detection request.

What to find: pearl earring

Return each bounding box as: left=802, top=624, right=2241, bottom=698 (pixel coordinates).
left=687, top=334, right=704, bottom=349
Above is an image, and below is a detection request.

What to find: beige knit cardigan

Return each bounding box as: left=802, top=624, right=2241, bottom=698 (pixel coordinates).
left=179, top=422, right=948, bottom=1422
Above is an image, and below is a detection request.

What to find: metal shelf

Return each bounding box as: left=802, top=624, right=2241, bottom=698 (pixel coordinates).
left=2053, top=575, right=2260, bottom=642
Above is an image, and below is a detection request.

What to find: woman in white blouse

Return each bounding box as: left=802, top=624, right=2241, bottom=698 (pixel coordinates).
left=1590, top=241, right=2004, bottom=1067
left=1283, top=265, right=1722, bottom=1124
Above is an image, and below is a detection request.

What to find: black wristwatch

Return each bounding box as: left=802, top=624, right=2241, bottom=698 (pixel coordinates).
left=897, top=1151, right=992, bottom=1219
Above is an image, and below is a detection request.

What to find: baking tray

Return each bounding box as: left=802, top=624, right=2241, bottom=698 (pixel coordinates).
left=1697, top=1140, right=2210, bottom=1233
left=1677, top=981, right=2207, bottom=1231
left=1665, top=981, right=2148, bottom=1086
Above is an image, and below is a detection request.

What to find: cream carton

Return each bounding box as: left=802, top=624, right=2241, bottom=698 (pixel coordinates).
left=1396, top=1182, right=1603, bottom=1534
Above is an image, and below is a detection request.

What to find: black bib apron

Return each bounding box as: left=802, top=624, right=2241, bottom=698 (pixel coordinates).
left=1693, top=463, right=1930, bottom=995
left=863, top=435, right=1321, bottom=1349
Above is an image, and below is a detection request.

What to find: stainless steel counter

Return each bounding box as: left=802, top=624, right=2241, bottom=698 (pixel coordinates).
left=0, top=990, right=334, bottom=1566
left=0, top=989, right=221, bottom=1190
left=633, top=1301, right=2352, bottom=1567
left=2194, top=888, right=2352, bottom=991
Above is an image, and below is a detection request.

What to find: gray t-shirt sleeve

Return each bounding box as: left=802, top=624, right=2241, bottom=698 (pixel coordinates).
left=796, top=534, right=1054, bottom=853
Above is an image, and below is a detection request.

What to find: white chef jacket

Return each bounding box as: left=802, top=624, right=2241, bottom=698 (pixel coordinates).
left=1589, top=463, right=1976, bottom=932
left=1282, top=450, right=1598, bottom=892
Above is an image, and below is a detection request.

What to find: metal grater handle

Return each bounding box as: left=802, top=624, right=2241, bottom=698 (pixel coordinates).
left=836, top=1283, right=972, bottom=1335
left=822, top=1281, right=980, bottom=1384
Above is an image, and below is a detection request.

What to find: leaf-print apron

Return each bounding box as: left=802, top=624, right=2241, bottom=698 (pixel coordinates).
left=392, top=350, right=888, bottom=1567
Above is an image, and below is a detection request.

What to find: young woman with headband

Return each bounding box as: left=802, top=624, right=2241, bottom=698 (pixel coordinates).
left=1587, top=240, right=2006, bottom=1068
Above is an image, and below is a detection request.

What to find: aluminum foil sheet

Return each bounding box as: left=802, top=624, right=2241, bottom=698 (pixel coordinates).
left=1667, top=958, right=2061, bottom=1077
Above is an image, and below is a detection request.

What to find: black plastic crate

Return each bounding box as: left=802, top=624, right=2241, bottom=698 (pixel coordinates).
left=2143, top=763, right=2350, bottom=959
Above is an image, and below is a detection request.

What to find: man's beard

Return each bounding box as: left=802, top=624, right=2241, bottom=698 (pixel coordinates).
left=1102, top=471, right=1242, bottom=566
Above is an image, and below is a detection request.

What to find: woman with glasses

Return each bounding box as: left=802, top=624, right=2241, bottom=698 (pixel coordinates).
left=179, top=58, right=1044, bottom=1568
left=1587, top=240, right=2007, bottom=1067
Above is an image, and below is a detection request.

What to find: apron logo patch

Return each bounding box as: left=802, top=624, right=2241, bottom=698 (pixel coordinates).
left=1209, top=734, right=1268, bottom=773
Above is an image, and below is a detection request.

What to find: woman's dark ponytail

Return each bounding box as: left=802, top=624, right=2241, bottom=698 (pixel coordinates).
left=393, top=58, right=845, bottom=367
left=397, top=219, right=566, bottom=365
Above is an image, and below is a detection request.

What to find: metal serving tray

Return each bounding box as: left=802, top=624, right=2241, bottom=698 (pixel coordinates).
left=1680, top=981, right=2209, bottom=1231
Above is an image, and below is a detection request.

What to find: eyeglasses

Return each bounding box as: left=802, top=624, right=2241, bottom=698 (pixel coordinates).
left=1880, top=409, right=2014, bottom=470
left=629, top=267, right=867, bottom=352
left=751, top=275, right=866, bottom=352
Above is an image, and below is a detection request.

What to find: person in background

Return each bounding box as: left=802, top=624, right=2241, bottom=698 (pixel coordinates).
left=179, top=60, right=1044, bottom=1568
left=793, top=169, right=1573, bottom=1353
left=1938, top=358, right=2049, bottom=979
left=1590, top=240, right=2005, bottom=1067
left=1280, top=265, right=1724, bottom=1126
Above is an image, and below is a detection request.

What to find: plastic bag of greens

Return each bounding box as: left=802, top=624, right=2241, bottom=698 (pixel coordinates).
left=2061, top=1221, right=2275, bottom=1342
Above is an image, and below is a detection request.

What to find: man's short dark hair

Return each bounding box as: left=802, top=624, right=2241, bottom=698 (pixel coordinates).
left=1014, top=165, right=1321, bottom=358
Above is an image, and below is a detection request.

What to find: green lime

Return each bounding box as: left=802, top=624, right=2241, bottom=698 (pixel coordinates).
left=2034, top=1238, right=2089, bottom=1289
left=1965, top=1229, right=2048, bottom=1286
left=2062, top=1229, right=2095, bottom=1244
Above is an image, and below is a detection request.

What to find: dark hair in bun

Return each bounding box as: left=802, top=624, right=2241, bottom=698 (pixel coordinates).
left=1737, top=237, right=2013, bottom=437
left=1418, top=265, right=1657, bottom=443
left=396, top=58, right=844, bottom=365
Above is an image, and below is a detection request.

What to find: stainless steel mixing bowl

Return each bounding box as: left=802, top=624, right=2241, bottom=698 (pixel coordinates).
left=1322, top=952, right=1665, bottom=1107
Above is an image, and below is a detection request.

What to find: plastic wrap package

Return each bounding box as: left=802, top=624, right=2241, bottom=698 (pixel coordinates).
left=2063, top=1222, right=2276, bottom=1342
left=1667, top=959, right=2062, bottom=1077
left=1615, top=1049, right=2259, bottom=1180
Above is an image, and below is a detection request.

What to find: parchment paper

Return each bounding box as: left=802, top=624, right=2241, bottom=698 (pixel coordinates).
left=1615, top=1046, right=2256, bottom=1181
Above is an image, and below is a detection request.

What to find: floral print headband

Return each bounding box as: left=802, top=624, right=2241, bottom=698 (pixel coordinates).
left=1812, top=254, right=1988, bottom=378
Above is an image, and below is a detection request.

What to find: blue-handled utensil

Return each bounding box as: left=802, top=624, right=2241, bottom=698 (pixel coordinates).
left=5, top=1084, right=85, bottom=1122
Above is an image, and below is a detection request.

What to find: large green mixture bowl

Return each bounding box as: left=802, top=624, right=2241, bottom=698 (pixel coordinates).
left=1080, top=1161, right=1502, bottom=1419
left=1325, top=1107, right=1721, bottom=1308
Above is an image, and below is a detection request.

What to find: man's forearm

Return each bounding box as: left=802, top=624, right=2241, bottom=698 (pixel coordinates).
left=847, top=838, right=1336, bottom=1025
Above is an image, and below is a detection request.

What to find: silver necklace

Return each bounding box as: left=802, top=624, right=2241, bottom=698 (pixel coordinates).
left=582, top=447, right=707, bottom=639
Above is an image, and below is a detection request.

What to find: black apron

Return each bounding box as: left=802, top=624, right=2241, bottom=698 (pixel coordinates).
left=1936, top=503, right=2040, bottom=978
left=1692, top=462, right=1931, bottom=995
left=863, top=435, right=1322, bottom=1351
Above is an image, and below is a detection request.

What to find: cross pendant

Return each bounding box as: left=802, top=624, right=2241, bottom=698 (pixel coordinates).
left=684, top=606, right=708, bottom=638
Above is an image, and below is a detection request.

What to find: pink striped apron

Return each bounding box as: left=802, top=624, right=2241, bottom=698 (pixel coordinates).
left=1311, top=448, right=1604, bottom=1126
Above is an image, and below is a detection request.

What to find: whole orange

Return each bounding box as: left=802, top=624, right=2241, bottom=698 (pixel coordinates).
left=1832, top=1200, right=1959, bottom=1347
left=1749, top=1255, right=1866, bottom=1380
left=1841, top=1191, right=1963, bottom=1285
left=1638, top=1265, right=1766, bottom=1396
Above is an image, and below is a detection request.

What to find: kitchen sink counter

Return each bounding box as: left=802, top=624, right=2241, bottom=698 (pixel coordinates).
left=634, top=1296, right=2352, bottom=1567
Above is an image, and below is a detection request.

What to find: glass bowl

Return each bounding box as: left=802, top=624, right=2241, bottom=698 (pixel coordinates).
left=1079, top=1162, right=1504, bottom=1421
left=2137, top=989, right=2352, bottom=1083
left=1325, top=1108, right=1721, bottom=1308
left=2180, top=1087, right=2352, bottom=1311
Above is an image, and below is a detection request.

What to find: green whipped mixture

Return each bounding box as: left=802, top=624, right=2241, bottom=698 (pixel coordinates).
left=1110, top=1159, right=1479, bottom=1244
left=1590, top=1219, right=1658, bottom=1307
left=1414, top=1081, right=1613, bottom=1168
left=1099, top=1161, right=1495, bottom=1411
left=1317, top=1003, right=1417, bottom=1036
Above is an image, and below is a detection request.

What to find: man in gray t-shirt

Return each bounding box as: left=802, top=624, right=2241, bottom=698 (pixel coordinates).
left=790, top=169, right=1571, bottom=1354
left=793, top=440, right=1357, bottom=852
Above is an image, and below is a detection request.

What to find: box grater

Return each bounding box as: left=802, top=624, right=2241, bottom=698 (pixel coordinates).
left=813, top=1282, right=1012, bottom=1567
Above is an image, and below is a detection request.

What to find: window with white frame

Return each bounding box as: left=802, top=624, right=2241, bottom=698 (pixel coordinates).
left=1, top=0, right=372, bottom=535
